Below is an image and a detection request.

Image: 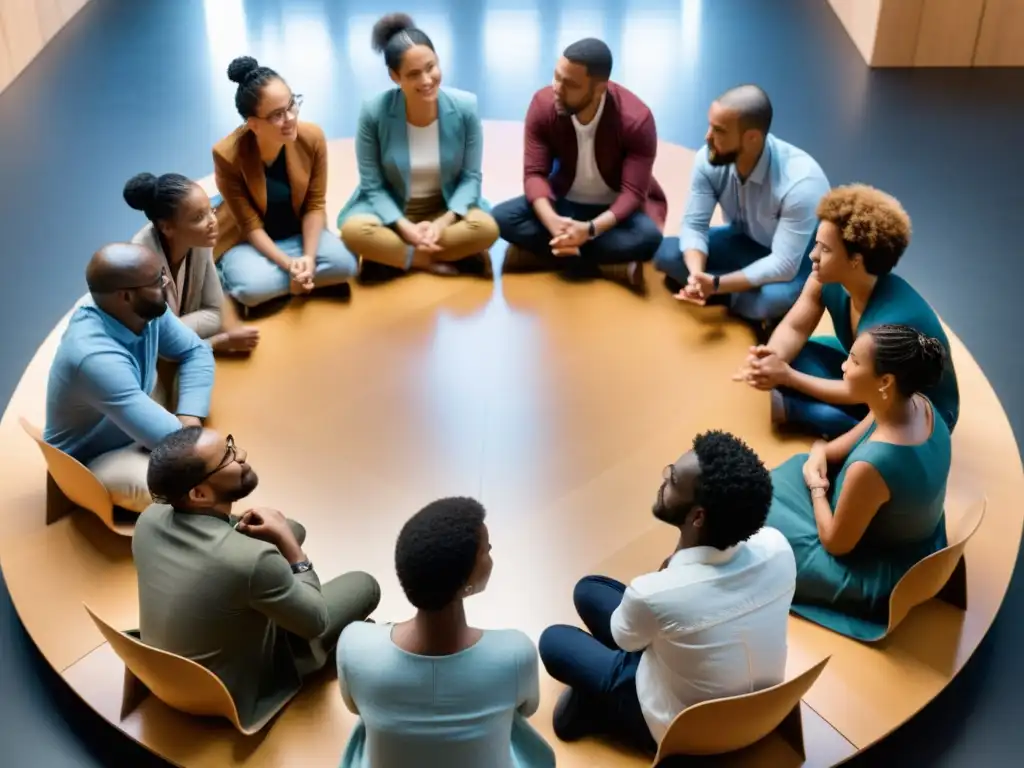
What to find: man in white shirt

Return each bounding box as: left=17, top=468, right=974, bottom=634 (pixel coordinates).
left=538, top=430, right=796, bottom=754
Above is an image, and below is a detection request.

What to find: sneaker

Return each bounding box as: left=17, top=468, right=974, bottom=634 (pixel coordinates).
left=552, top=688, right=591, bottom=742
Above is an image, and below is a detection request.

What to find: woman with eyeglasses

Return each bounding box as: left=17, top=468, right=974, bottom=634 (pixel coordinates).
left=125, top=172, right=259, bottom=353
left=213, top=56, right=358, bottom=309
left=337, top=13, right=499, bottom=282
left=766, top=323, right=952, bottom=640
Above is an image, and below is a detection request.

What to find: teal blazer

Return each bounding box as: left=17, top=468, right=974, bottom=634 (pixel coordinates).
left=337, top=87, right=487, bottom=227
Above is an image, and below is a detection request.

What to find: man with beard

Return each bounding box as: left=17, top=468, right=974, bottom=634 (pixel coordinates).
left=653, top=85, right=829, bottom=339
left=134, top=427, right=381, bottom=731
left=538, top=431, right=795, bottom=754
left=43, top=243, right=215, bottom=512
left=492, top=38, right=666, bottom=291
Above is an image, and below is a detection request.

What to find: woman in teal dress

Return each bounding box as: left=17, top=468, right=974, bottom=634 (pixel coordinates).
left=735, top=184, right=959, bottom=439
left=766, top=323, right=952, bottom=640
left=337, top=497, right=555, bottom=768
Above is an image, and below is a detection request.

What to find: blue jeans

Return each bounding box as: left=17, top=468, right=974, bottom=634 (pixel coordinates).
left=492, top=195, right=663, bottom=265
left=538, top=576, right=656, bottom=754
left=783, top=338, right=868, bottom=438
left=652, top=225, right=814, bottom=321
left=218, top=230, right=358, bottom=308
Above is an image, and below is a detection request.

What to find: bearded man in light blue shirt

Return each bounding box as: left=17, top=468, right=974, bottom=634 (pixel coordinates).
left=44, top=243, right=215, bottom=513
left=654, top=85, right=829, bottom=339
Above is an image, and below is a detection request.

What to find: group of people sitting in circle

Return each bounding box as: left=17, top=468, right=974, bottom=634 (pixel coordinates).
left=37, top=11, right=962, bottom=767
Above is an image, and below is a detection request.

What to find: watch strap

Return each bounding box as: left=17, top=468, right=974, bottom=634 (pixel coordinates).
left=712, top=274, right=721, bottom=292
left=290, top=560, right=314, bottom=574
left=588, top=220, right=597, bottom=239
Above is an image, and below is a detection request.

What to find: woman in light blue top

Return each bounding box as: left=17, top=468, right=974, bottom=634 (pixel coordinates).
left=338, top=13, right=499, bottom=281
left=337, top=497, right=555, bottom=768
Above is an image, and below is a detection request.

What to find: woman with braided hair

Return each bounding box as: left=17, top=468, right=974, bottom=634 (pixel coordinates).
left=766, top=323, right=952, bottom=640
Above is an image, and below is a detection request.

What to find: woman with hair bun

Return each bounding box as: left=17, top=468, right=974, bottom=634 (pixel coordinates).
left=337, top=497, right=555, bottom=767
left=767, top=323, right=953, bottom=640
left=212, top=56, right=358, bottom=309
left=125, top=172, right=258, bottom=352
left=337, top=13, right=499, bottom=281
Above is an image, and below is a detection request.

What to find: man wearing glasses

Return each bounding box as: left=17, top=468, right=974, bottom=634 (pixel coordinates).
left=537, top=431, right=796, bottom=755
left=133, top=427, right=381, bottom=732
left=44, top=243, right=215, bottom=513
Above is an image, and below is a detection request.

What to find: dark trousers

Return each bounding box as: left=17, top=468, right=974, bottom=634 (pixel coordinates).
left=538, top=575, right=657, bottom=755
left=782, top=338, right=868, bottom=438
left=492, top=195, right=663, bottom=266
left=652, top=225, right=815, bottom=321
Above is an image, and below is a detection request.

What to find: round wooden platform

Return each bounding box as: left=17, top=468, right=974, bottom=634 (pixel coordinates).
left=1, top=122, right=1020, bottom=768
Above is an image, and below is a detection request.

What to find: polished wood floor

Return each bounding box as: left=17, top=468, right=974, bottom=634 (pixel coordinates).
left=0, top=127, right=1020, bottom=766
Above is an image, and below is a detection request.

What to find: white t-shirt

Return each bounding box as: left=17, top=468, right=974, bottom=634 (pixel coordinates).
left=609, top=526, right=797, bottom=743
left=565, top=93, right=618, bottom=206
left=408, top=120, right=442, bottom=199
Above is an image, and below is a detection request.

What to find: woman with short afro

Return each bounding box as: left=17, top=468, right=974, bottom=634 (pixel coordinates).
left=735, top=183, right=959, bottom=439
left=336, top=496, right=555, bottom=768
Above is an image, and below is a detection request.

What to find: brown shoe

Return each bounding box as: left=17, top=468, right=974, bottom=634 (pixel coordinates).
left=501, top=244, right=558, bottom=273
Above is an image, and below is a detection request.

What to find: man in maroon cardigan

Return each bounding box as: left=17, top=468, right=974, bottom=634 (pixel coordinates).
left=492, top=38, right=666, bottom=290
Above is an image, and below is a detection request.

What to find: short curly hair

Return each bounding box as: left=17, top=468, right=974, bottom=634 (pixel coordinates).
left=816, top=184, right=911, bottom=276
left=692, top=431, right=773, bottom=550
left=395, top=497, right=486, bottom=611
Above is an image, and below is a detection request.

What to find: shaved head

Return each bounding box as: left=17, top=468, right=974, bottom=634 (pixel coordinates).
left=716, top=84, right=773, bottom=135
left=86, top=243, right=161, bottom=294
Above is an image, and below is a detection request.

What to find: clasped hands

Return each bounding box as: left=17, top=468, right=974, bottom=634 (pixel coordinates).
left=674, top=271, right=717, bottom=305
left=547, top=216, right=591, bottom=256
left=732, top=345, right=793, bottom=391
left=397, top=218, right=447, bottom=255
left=288, top=255, right=315, bottom=293
left=801, top=441, right=830, bottom=496
left=235, top=506, right=304, bottom=560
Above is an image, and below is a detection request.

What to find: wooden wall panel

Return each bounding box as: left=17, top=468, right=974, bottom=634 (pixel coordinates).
left=973, top=0, right=1024, bottom=66
left=871, top=0, right=925, bottom=67
left=0, top=0, right=92, bottom=95
left=827, top=0, right=883, bottom=64
left=913, top=0, right=987, bottom=66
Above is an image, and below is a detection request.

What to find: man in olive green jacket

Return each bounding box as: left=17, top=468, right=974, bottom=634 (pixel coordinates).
left=132, top=426, right=380, bottom=730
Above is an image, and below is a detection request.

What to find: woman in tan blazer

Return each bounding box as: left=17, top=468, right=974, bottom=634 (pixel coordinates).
left=213, top=56, right=357, bottom=309
left=125, top=172, right=259, bottom=353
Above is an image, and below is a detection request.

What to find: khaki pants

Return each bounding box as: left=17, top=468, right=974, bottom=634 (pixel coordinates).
left=87, top=375, right=174, bottom=513
left=340, top=194, right=500, bottom=270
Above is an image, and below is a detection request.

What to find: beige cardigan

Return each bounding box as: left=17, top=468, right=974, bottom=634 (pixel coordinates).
left=132, top=223, right=224, bottom=340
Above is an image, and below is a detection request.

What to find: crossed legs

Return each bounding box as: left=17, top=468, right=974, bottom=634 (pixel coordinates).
left=538, top=575, right=657, bottom=755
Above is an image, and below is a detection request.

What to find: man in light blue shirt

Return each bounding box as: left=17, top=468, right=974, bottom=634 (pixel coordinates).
left=45, top=243, right=215, bottom=512
left=653, top=85, right=829, bottom=334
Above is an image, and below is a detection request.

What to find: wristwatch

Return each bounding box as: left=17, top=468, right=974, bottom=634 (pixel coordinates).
left=712, top=274, right=721, bottom=293
left=811, top=486, right=828, bottom=499
left=588, top=220, right=597, bottom=239
left=290, top=560, right=314, bottom=574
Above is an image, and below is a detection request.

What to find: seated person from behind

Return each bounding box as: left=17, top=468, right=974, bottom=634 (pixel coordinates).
left=538, top=432, right=796, bottom=754
left=134, top=427, right=381, bottom=731
left=338, top=13, right=499, bottom=282
left=125, top=172, right=259, bottom=353
left=214, top=56, right=358, bottom=309
left=735, top=184, right=959, bottom=439
left=338, top=497, right=555, bottom=768
left=43, top=243, right=214, bottom=512
left=491, top=37, right=666, bottom=291
left=653, top=85, right=829, bottom=335
left=767, top=324, right=952, bottom=640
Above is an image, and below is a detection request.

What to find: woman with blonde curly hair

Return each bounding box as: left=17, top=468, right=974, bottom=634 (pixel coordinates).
left=734, top=184, right=959, bottom=438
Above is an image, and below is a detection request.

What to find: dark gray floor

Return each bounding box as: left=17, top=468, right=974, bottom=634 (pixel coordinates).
left=0, top=0, right=1021, bottom=764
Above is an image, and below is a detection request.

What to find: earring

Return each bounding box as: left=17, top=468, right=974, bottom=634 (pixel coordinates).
left=879, top=388, right=887, bottom=400
left=463, top=585, right=474, bottom=596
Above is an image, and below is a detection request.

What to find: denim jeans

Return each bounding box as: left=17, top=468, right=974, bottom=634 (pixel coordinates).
left=538, top=575, right=657, bottom=754
left=652, top=225, right=814, bottom=321
left=492, top=195, right=663, bottom=266
left=782, top=338, right=868, bottom=438
left=218, top=229, right=358, bottom=308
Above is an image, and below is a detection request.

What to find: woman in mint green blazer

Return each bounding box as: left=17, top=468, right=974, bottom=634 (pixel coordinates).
left=338, top=13, right=498, bottom=281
